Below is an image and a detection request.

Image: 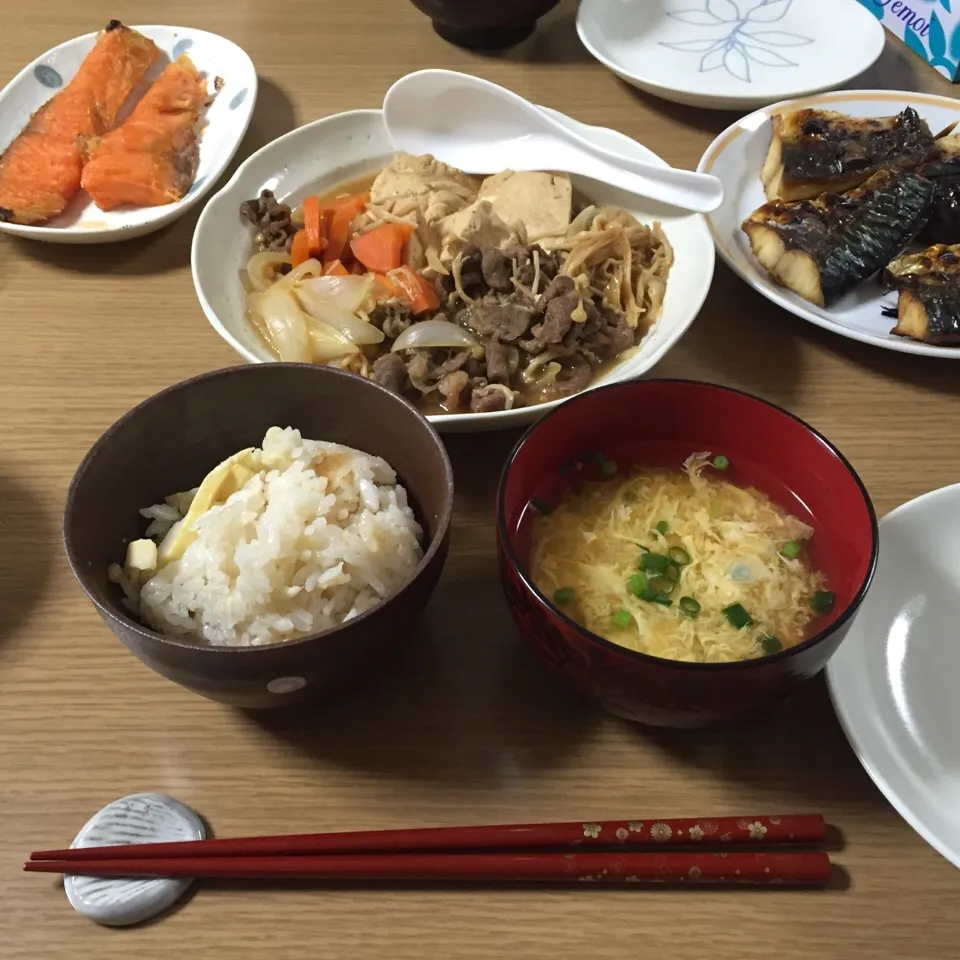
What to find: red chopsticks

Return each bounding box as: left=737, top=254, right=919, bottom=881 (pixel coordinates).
left=25, top=814, right=832, bottom=887
left=24, top=850, right=831, bottom=885
left=30, top=814, right=825, bottom=861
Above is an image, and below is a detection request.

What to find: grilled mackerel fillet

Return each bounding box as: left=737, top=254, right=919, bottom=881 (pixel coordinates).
left=761, top=107, right=934, bottom=202
left=884, top=244, right=960, bottom=345
left=917, top=131, right=960, bottom=244
left=742, top=169, right=933, bottom=307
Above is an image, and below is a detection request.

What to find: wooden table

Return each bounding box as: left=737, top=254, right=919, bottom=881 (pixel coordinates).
left=2, top=3, right=959, bottom=957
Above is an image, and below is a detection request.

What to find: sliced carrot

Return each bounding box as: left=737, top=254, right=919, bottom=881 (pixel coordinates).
left=390, top=266, right=440, bottom=315
left=350, top=223, right=415, bottom=273
left=290, top=229, right=311, bottom=268
left=324, top=193, right=369, bottom=264
left=323, top=259, right=350, bottom=277
left=373, top=272, right=405, bottom=300
left=303, top=195, right=323, bottom=256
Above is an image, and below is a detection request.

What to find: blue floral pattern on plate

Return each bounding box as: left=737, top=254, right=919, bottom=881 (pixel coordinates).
left=171, top=38, right=193, bottom=58
left=659, top=0, right=813, bottom=83
left=34, top=64, right=63, bottom=89
left=229, top=88, right=247, bottom=110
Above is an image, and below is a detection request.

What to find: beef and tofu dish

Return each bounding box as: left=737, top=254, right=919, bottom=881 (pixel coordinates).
left=240, top=153, right=674, bottom=413
left=743, top=106, right=960, bottom=346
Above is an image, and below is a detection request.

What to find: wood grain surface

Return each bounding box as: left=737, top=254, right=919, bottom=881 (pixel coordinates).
left=1, top=3, right=959, bottom=957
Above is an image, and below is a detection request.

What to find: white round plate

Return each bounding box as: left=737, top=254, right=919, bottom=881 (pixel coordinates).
left=191, top=108, right=714, bottom=433
left=827, top=484, right=960, bottom=870
left=0, top=25, right=257, bottom=244
left=576, top=0, right=884, bottom=111
left=698, top=90, right=960, bottom=358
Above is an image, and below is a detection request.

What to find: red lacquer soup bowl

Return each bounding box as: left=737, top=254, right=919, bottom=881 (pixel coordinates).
left=496, top=379, right=878, bottom=728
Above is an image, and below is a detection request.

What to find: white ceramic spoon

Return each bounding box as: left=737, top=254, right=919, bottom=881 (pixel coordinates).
left=383, top=69, right=723, bottom=214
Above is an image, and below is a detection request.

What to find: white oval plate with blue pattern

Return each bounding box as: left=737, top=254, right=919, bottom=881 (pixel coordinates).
left=0, top=24, right=256, bottom=244
left=577, top=0, right=885, bottom=111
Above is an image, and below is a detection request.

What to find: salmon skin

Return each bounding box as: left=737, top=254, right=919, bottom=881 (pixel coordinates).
left=81, top=55, right=208, bottom=211
left=0, top=21, right=159, bottom=224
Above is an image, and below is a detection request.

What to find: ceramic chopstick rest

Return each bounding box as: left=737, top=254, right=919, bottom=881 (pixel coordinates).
left=64, top=793, right=205, bottom=926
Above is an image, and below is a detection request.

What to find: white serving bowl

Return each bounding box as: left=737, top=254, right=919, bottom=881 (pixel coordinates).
left=191, top=107, right=714, bottom=433
left=0, top=24, right=256, bottom=244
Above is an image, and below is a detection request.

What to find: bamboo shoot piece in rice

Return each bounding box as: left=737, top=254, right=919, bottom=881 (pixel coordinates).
left=529, top=452, right=830, bottom=664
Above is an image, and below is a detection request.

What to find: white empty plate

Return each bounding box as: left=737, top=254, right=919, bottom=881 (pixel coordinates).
left=827, top=483, right=960, bottom=870
left=191, top=107, right=714, bottom=433
left=698, top=89, right=960, bottom=357
left=0, top=24, right=257, bottom=244
left=577, top=0, right=885, bottom=110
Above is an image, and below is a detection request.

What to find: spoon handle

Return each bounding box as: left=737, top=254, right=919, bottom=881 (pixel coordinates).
left=543, top=139, right=723, bottom=214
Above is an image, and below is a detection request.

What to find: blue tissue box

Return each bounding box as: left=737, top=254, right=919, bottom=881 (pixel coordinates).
left=856, top=0, right=960, bottom=80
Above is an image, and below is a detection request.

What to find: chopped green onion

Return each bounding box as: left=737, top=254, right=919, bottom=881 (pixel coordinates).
left=553, top=587, right=575, bottom=606
left=558, top=461, right=575, bottom=475
left=627, top=572, right=649, bottom=598
left=582, top=451, right=606, bottom=463
left=612, top=609, right=632, bottom=629
left=655, top=520, right=669, bottom=535
left=649, top=575, right=676, bottom=596
left=652, top=595, right=673, bottom=607
left=759, top=634, right=783, bottom=654
left=712, top=454, right=730, bottom=471
left=780, top=540, right=801, bottom=560
left=532, top=498, right=552, bottom=516
left=639, top=587, right=657, bottom=602
left=722, top=602, right=754, bottom=629
left=640, top=553, right=670, bottom=574
left=600, top=459, right=618, bottom=477
left=679, top=596, right=701, bottom=618
left=809, top=590, right=836, bottom=614
left=668, top=546, right=692, bottom=566
left=636, top=543, right=650, bottom=553
left=664, top=561, right=681, bottom=584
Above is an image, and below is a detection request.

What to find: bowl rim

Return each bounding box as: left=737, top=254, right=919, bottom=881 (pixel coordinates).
left=63, top=362, right=455, bottom=655
left=495, top=377, right=880, bottom=673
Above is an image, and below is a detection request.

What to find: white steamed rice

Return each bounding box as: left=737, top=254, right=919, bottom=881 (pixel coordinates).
left=109, top=426, right=423, bottom=647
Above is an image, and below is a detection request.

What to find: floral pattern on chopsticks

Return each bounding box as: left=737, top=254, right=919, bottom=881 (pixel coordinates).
left=659, top=0, right=813, bottom=84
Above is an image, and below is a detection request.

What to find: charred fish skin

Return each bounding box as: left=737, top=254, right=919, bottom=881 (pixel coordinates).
left=917, top=133, right=960, bottom=244
left=743, top=169, right=934, bottom=307
left=885, top=244, right=960, bottom=345
left=761, top=107, right=934, bottom=202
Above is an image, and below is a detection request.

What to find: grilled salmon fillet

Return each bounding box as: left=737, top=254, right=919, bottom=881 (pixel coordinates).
left=0, top=21, right=158, bottom=224
left=81, top=55, right=207, bottom=211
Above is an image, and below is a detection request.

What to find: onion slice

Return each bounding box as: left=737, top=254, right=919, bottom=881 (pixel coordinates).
left=246, top=251, right=292, bottom=293
left=299, top=274, right=375, bottom=314
left=258, top=286, right=311, bottom=363
left=305, top=317, right=360, bottom=363
left=392, top=319, right=480, bottom=353
left=295, top=285, right=384, bottom=345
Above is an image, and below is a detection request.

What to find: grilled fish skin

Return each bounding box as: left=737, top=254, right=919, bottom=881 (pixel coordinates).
left=742, top=169, right=933, bottom=307
left=884, top=244, right=960, bottom=345
left=917, top=132, right=960, bottom=244
left=761, top=108, right=934, bottom=202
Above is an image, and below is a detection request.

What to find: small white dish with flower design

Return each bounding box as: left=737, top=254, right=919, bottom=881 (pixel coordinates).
left=577, top=0, right=885, bottom=111
left=0, top=24, right=256, bottom=244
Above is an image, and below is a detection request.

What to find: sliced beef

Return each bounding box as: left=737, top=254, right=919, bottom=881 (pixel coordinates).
left=483, top=340, right=515, bottom=383
left=577, top=307, right=636, bottom=363
left=462, top=300, right=534, bottom=342
left=539, top=274, right=576, bottom=302
left=240, top=189, right=296, bottom=253
left=371, top=353, right=408, bottom=395
left=529, top=356, right=594, bottom=404
left=438, top=371, right=470, bottom=411
left=470, top=383, right=515, bottom=413
left=406, top=352, right=433, bottom=393
left=369, top=300, right=413, bottom=341
left=480, top=248, right=514, bottom=293
left=400, top=348, right=474, bottom=395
